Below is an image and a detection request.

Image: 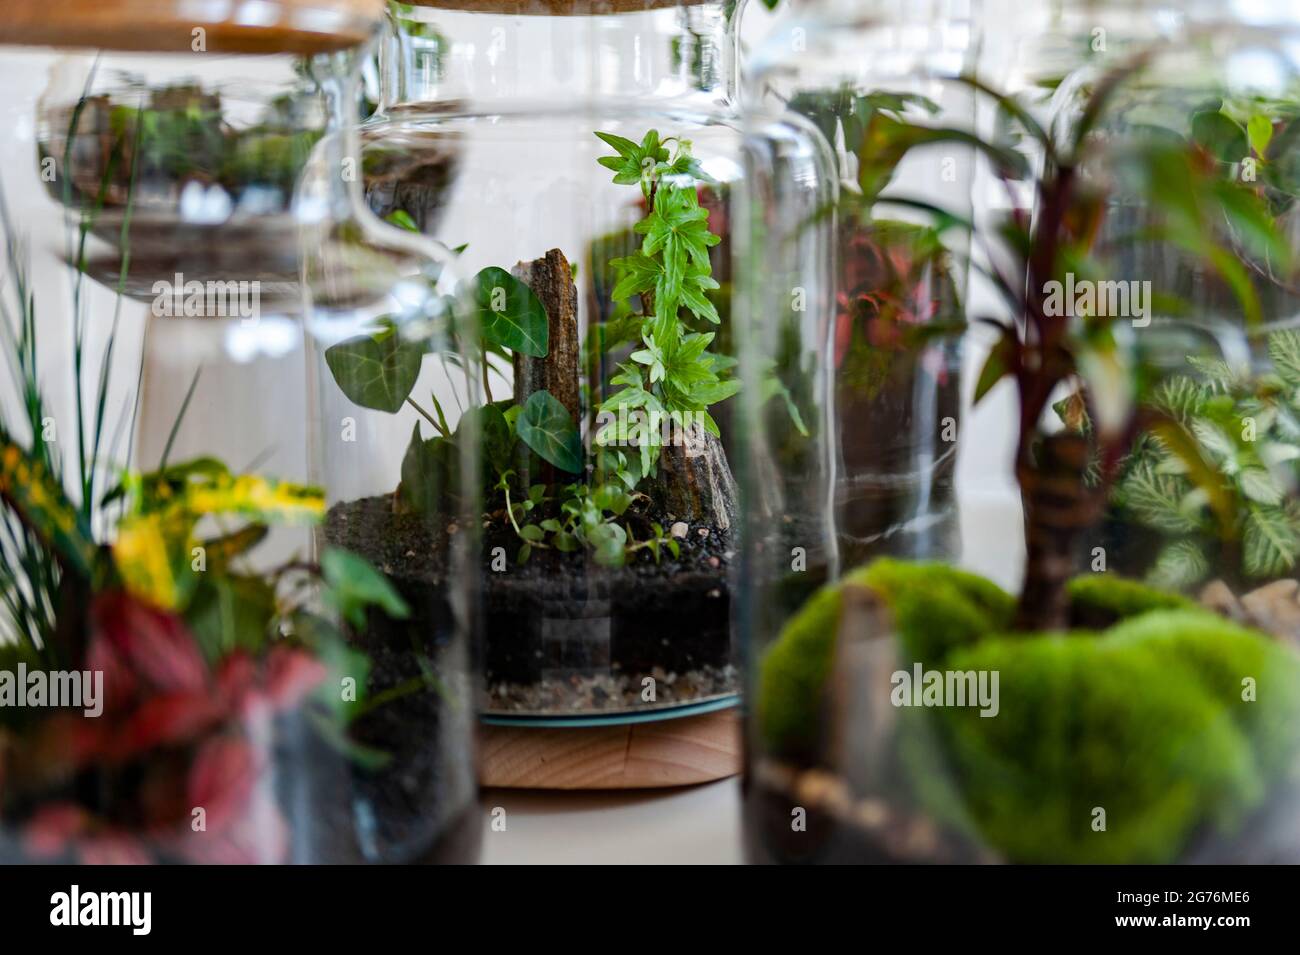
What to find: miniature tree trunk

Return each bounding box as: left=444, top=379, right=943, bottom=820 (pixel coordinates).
left=654, top=419, right=740, bottom=532
left=512, top=248, right=581, bottom=487
left=1014, top=432, right=1098, bottom=632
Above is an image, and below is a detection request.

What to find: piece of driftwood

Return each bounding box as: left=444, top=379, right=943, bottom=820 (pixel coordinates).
left=653, top=418, right=740, bottom=531
left=512, top=248, right=581, bottom=487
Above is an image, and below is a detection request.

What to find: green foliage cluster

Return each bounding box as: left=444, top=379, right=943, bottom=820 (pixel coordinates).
left=47, top=83, right=322, bottom=207
left=325, top=129, right=742, bottom=567
left=594, top=130, right=736, bottom=474
left=759, top=560, right=1300, bottom=863
left=1059, top=331, right=1300, bottom=590
left=0, top=186, right=406, bottom=755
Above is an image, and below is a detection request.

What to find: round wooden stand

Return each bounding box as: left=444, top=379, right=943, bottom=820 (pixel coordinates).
left=480, top=707, right=741, bottom=789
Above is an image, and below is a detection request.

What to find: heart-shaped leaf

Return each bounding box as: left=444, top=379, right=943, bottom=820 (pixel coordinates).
left=516, top=391, right=582, bottom=474
left=399, top=423, right=457, bottom=516
left=324, top=325, right=423, bottom=413
left=474, top=267, right=549, bottom=358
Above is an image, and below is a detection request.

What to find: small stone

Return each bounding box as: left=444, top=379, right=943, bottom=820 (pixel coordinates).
left=446, top=523, right=459, bottom=535
left=794, top=769, right=848, bottom=814
left=697, top=527, right=710, bottom=539
left=708, top=556, right=721, bottom=569
left=1199, top=579, right=1243, bottom=621
left=1242, top=578, right=1300, bottom=646
left=854, top=798, right=889, bottom=831
left=670, top=521, right=689, bottom=540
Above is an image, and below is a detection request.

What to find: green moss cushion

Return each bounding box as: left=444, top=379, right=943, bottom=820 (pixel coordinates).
left=757, top=559, right=1014, bottom=757
left=944, top=611, right=1300, bottom=862
left=1067, top=574, right=1197, bottom=627
left=757, top=562, right=1300, bottom=863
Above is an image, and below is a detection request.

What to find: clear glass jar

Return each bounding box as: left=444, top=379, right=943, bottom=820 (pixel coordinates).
left=0, top=1, right=480, bottom=865
left=739, top=0, right=1300, bottom=864
left=20, top=0, right=381, bottom=541
left=0, top=0, right=483, bottom=867
left=345, top=0, right=829, bottom=728
left=747, top=0, right=975, bottom=570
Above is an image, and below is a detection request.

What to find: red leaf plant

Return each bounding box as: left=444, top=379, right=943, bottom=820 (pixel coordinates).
left=6, top=590, right=325, bottom=864
left=834, top=221, right=948, bottom=375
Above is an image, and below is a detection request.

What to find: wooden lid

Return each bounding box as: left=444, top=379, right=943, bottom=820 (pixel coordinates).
left=402, top=1, right=707, bottom=13
left=0, top=0, right=388, bottom=54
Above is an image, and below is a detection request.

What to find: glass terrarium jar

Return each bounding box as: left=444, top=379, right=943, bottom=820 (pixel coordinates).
left=335, top=0, right=830, bottom=746
left=0, top=1, right=480, bottom=865
left=20, top=0, right=383, bottom=524
left=739, top=0, right=1300, bottom=864
left=747, top=0, right=976, bottom=569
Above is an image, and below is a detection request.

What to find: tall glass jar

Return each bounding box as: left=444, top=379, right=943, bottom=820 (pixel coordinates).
left=748, top=0, right=976, bottom=570
left=15, top=3, right=389, bottom=541
left=341, top=0, right=830, bottom=763
left=739, top=0, right=1300, bottom=864
left=0, top=1, right=484, bottom=865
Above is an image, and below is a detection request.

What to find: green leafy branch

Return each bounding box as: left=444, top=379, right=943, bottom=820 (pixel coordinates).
left=594, top=130, right=737, bottom=476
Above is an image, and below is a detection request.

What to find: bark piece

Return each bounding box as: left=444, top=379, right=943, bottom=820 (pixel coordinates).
left=511, top=248, right=580, bottom=420
left=653, top=419, right=739, bottom=532
left=511, top=248, right=581, bottom=488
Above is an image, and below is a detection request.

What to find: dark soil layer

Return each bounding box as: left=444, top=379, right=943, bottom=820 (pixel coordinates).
left=325, top=494, right=737, bottom=716
left=744, top=762, right=1300, bottom=865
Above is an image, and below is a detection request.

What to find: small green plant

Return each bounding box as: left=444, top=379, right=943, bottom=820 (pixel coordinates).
left=593, top=130, right=735, bottom=473
left=1057, top=330, right=1300, bottom=590
left=0, top=179, right=410, bottom=861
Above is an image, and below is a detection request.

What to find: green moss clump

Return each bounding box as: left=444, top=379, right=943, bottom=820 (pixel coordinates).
left=941, top=609, right=1300, bottom=863
left=757, top=559, right=1014, bottom=758
left=757, top=558, right=1300, bottom=863
left=757, top=583, right=843, bottom=761
left=1067, top=573, right=1196, bottom=628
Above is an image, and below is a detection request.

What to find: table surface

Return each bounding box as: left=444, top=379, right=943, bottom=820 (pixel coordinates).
left=479, top=778, right=744, bottom=864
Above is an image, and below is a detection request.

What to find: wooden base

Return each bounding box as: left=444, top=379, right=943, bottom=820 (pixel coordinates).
left=480, top=708, right=741, bottom=789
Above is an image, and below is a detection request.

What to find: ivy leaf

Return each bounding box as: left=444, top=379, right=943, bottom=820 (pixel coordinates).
left=324, top=324, right=423, bottom=413
left=474, top=267, right=549, bottom=358
left=462, top=403, right=514, bottom=478
left=610, top=252, right=662, bottom=302
left=595, top=130, right=668, bottom=186
left=516, top=391, right=582, bottom=474
left=399, top=423, right=457, bottom=515
left=321, top=547, right=410, bottom=628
